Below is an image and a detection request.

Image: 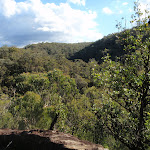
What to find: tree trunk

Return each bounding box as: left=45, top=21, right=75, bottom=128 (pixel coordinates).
left=49, top=113, right=59, bottom=130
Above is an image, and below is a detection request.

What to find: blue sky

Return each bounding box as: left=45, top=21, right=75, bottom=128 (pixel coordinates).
left=0, top=0, right=149, bottom=47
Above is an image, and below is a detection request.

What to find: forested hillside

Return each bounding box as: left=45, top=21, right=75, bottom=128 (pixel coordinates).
left=23, top=34, right=125, bottom=64
left=0, top=3, right=150, bottom=150
left=69, top=33, right=125, bottom=63
left=24, top=26, right=150, bottom=64
left=24, top=42, right=92, bottom=58
left=69, top=26, right=150, bottom=63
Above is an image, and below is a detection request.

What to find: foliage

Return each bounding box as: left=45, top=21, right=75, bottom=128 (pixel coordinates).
left=15, top=72, right=50, bottom=95
left=24, top=42, right=92, bottom=58
left=92, top=2, right=150, bottom=149
left=0, top=93, right=16, bottom=128
left=10, top=91, right=43, bottom=129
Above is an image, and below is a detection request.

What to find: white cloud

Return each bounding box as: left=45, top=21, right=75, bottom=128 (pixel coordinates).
left=0, top=0, right=102, bottom=47
left=134, top=0, right=150, bottom=19
left=122, top=2, right=128, bottom=6
left=119, top=10, right=123, bottom=14
left=0, top=0, right=18, bottom=17
left=67, top=0, right=86, bottom=6
left=139, top=0, right=150, bottom=12
left=128, top=8, right=133, bottom=13
left=102, top=7, right=113, bottom=15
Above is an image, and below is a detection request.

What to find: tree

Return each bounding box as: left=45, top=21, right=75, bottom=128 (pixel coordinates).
left=47, top=69, right=79, bottom=130
left=92, top=2, right=150, bottom=150
left=10, top=91, right=43, bottom=129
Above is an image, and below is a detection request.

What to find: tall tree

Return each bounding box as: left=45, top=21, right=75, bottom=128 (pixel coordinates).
left=93, top=2, right=150, bottom=149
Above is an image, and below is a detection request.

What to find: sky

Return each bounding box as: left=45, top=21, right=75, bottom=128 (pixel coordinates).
left=0, top=0, right=150, bottom=47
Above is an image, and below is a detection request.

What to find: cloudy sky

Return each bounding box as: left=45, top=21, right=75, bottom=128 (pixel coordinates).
left=0, top=0, right=150, bottom=47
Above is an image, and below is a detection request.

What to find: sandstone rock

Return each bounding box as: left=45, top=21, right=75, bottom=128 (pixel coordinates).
left=0, top=129, right=105, bottom=150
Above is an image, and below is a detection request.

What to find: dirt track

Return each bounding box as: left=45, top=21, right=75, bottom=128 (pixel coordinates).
left=0, top=129, right=105, bottom=150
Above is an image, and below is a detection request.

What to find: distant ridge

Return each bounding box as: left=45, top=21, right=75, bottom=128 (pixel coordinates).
left=24, top=26, right=150, bottom=63
left=24, top=42, right=92, bottom=58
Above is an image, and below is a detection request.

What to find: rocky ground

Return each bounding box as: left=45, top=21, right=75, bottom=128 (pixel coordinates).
left=0, top=129, right=106, bottom=150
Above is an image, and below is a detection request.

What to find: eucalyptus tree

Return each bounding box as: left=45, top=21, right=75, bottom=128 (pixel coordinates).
left=92, top=2, right=150, bottom=149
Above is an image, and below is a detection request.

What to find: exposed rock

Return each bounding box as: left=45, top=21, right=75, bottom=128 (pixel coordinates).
left=0, top=129, right=105, bottom=150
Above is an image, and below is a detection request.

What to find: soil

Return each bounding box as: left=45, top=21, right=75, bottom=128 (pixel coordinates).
left=0, top=129, right=105, bottom=150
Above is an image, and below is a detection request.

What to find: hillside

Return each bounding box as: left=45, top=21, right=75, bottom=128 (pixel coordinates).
left=24, top=42, right=92, bottom=58
left=70, top=26, right=150, bottom=63
left=23, top=33, right=125, bottom=64
left=69, top=33, right=125, bottom=63
left=24, top=26, right=150, bottom=64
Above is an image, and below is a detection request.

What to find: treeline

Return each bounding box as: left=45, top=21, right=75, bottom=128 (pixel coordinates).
left=24, top=42, right=92, bottom=58
left=69, top=33, right=125, bottom=63
left=24, top=34, right=125, bottom=64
